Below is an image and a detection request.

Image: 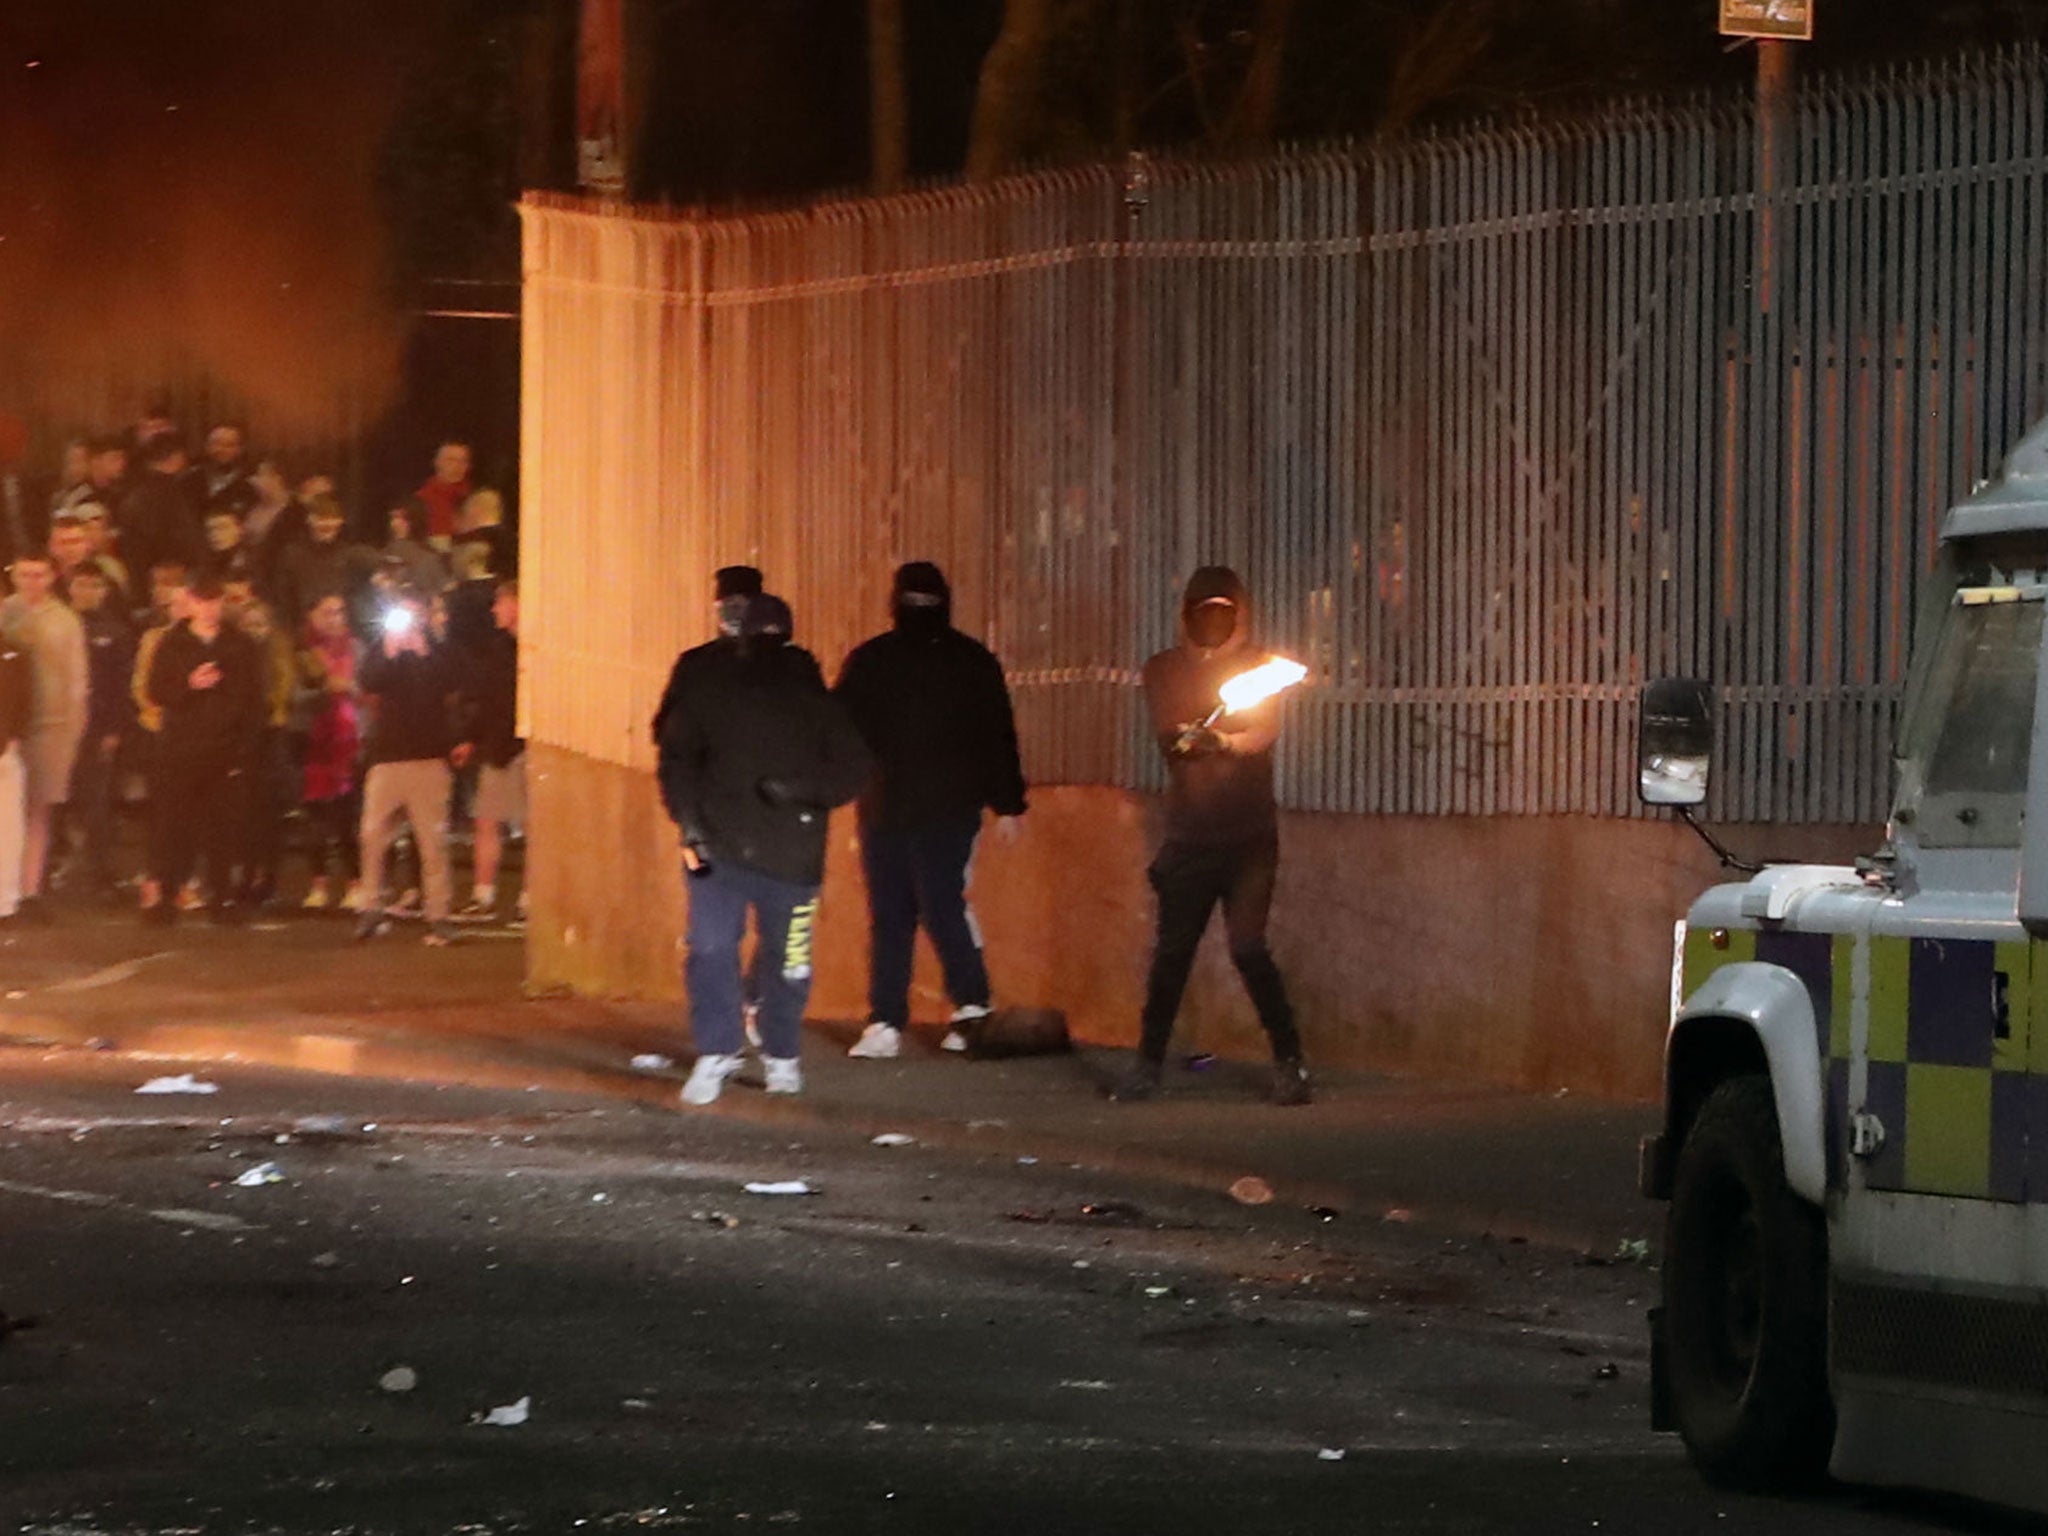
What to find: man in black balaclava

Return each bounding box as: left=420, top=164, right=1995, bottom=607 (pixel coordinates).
left=657, top=593, right=870, bottom=1107
left=835, top=560, right=1028, bottom=1060
left=650, top=564, right=767, bottom=746
left=1111, top=566, right=1309, bottom=1105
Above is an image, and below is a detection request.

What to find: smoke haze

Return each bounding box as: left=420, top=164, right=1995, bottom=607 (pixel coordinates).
left=0, top=1, right=446, bottom=446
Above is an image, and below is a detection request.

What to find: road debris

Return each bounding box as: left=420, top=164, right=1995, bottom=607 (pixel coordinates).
left=1143, top=1285, right=1173, bottom=1299
left=135, top=1073, right=219, bottom=1096
left=233, top=1162, right=285, bottom=1188
left=1382, top=1207, right=1414, bottom=1224
left=631, top=1054, right=674, bottom=1072
left=870, top=1133, right=917, bottom=1148
left=379, top=1366, right=418, bottom=1393
left=1183, top=1052, right=1217, bottom=1072
left=477, top=1395, right=531, bottom=1427
left=1308, top=1205, right=1341, bottom=1222
left=1078, top=1200, right=1145, bottom=1224
left=1228, top=1176, right=1275, bottom=1206
left=1318, top=1447, right=1347, bottom=1462
left=311, top=1251, right=342, bottom=1268
left=1593, top=1362, right=1621, bottom=1381
left=697, top=1211, right=740, bottom=1229
left=743, top=1181, right=815, bottom=1196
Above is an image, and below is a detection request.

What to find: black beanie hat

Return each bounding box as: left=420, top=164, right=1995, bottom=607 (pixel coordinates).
left=715, top=565, right=764, bottom=601
left=892, top=560, right=949, bottom=605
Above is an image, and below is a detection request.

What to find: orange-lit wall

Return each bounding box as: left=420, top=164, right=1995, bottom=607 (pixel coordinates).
left=526, top=741, right=1874, bottom=1102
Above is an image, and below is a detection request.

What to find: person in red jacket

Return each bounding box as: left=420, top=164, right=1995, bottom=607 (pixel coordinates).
left=413, top=440, right=472, bottom=549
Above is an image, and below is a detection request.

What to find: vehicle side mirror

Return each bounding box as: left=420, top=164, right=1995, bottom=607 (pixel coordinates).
left=1639, top=678, right=1714, bottom=808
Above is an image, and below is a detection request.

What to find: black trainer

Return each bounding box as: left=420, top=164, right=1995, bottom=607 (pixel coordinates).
left=1106, top=1058, right=1164, bottom=1102
left=1270, top=1060, right=1312, bottom=1107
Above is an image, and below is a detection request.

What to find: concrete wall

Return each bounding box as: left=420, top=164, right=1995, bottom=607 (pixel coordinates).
left=528, top=742, right=1875, bottom=1102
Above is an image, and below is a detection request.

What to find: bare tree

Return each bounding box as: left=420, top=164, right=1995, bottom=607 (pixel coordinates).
left=967, top=0, right=1060, bottom=182
left=868, top=0, right=908, bottom=192
left=1377, top=0, right=1498, bottom=139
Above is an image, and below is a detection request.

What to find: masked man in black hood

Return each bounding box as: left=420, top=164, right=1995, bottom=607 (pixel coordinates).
left=834, top=561, right=1028, bottom=1060
left=1112, top=566, right=1309, bottom=1105
left=658, top=593, right=871, bottom=1107
left=651, top=565, right=764, bottom=746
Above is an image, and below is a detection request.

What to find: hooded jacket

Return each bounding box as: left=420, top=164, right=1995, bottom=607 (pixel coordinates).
left=833, top=571, right=1028, bottom=831
left=657, top=637, right=871, bottom=886
left=1142, top=566, right=1281, bottom=845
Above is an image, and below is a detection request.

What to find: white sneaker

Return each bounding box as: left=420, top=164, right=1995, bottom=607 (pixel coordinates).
left=763, top=1056, right=803, bottom=1095
left=847, top=1022, right=902, bottom=1060
left=943, top=1004, right=989, bottom=1053
left=681, top=1053, right=746, bottom=1107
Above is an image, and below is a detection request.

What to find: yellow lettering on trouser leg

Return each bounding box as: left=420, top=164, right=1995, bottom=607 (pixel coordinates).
left=784, top=899, right=818, bottom=982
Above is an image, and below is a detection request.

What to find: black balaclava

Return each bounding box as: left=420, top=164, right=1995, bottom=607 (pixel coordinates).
left=737, top=591, right=793, bottom=662
left=715, top=565, right=764, bottom=637
left=1180, top=565, right=1249, bottom=653
left=892, top=560, right=951, bottom=638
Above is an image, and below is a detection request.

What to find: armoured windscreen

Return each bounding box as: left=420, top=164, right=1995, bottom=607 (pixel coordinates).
left=1924, top=599, right=2042, bottom=799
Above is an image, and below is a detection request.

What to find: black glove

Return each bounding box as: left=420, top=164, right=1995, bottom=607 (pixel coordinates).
left=756, top=776, right=799, bottom=807
left=1169, top=726, right=1226, bottom=760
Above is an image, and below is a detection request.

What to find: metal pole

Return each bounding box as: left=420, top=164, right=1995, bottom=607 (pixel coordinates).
left=1756, top=38, right=1794, bottom=314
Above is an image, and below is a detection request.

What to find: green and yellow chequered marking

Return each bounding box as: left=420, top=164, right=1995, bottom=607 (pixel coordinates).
left=1862, top=935, right=2033, bottom=1202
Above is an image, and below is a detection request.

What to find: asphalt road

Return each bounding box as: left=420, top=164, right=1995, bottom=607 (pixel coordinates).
left=0, top=1048, right=2031, bottom=1536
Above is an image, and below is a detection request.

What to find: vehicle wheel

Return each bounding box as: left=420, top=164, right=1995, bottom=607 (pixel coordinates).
left=1664, top=1073, right=1834, bottom=1490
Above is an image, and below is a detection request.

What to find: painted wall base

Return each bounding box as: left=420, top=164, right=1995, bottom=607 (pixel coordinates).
left=527, top=742, right=1873, bottom=1101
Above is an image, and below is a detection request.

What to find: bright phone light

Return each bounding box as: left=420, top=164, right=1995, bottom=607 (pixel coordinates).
left=384, top=606, right=415, bottom=636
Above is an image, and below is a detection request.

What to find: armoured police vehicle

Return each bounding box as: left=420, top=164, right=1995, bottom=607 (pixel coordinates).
left=1638, top=422, right=2048, bottom=1512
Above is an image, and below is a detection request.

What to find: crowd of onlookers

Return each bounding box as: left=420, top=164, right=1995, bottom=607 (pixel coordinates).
left=0, top=411, right=523, bottom=943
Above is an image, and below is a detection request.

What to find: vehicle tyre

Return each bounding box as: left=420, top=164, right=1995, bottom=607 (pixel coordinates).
left=1664, top=1072, right=1834, bottom=1490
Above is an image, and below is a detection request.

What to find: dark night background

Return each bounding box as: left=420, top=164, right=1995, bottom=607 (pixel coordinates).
left=1, top=0, right=2043, bottom=503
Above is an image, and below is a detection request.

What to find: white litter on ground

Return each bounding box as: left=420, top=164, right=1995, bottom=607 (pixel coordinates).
left=743, top=1181, right=815, bottom=1196
left=630, top=1054, right=674, bottom=1072
left=479, top=1395, right=531, bottom=1426
left=233, top=1162, right=284, bottom=1188
left=135, top=1074, right=218, bottom=1095
left=380, top=1366, right=418, bottom=1393
left=870, top=1133, right=916, bottom=1148
left=1318, top=1447, right=1348, bottom=1462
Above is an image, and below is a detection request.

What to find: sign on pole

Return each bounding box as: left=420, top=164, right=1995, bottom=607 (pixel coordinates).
left=1720, top=0, right=1813, bottom=40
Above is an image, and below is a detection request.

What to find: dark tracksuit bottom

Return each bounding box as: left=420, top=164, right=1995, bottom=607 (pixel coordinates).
left=1137, top=832, right=1301, bottom=1065
left=150, top=754, right=247, bottom=902
left=686, top=860, right=819, bottom=1059
left=860, top=813, right=990, bottom=1028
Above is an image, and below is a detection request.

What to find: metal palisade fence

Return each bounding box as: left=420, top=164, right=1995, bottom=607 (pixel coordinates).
left=519, top=52, right=2048, bottom=826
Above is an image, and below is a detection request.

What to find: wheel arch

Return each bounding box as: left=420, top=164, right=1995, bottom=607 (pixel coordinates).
left=1663, top=962, right=1829, bottom=1208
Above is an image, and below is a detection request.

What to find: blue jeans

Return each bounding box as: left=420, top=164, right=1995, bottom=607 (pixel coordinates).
left=685, top=860, right=820, bottom=1059
left=860, top=814, right=989, bottom=1029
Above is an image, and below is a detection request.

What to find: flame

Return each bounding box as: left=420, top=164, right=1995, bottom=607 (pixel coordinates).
left=1218, top=657, right=1308, bottom=714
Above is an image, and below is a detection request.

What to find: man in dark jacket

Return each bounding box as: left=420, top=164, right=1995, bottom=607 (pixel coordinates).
left=834, top=561, right=1027, bottom=1060
left=354, top=586, right=476, bottom=946
left=142, top=573, right=264, bottom=924
left=0, top=624, right=28, bottom=922
left=61, top=562, right=135, bottom=899
left=659, top=593, right=870, bottom=1107
left=1112, top=566, right=1309, bottom=1105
